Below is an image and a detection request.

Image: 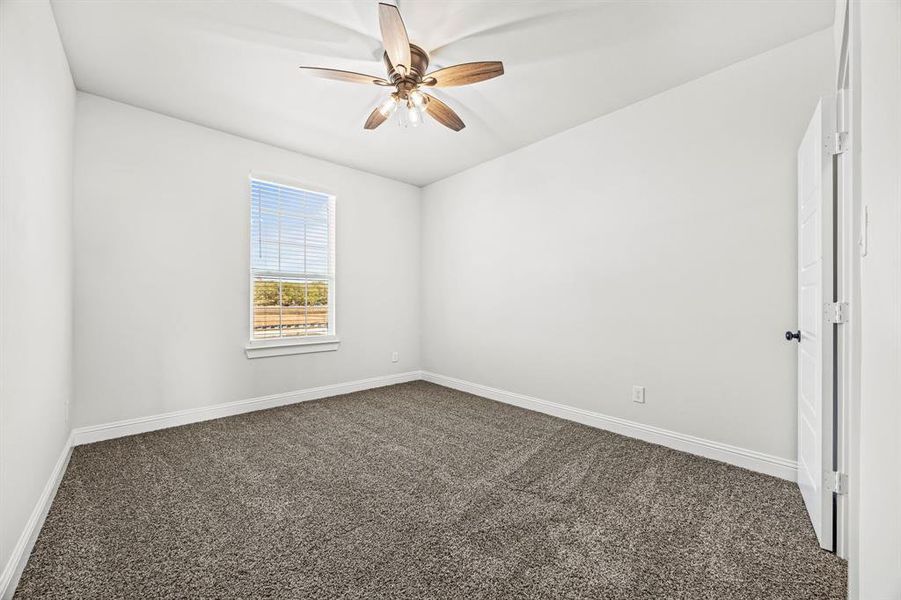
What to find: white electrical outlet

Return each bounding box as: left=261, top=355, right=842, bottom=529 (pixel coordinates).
left=391, top=351, right=399, bottom=363
left=632, top=385, right=645, bottom=404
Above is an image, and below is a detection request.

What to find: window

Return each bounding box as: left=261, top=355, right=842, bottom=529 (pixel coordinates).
left=246, top=176, right=337, bottom=358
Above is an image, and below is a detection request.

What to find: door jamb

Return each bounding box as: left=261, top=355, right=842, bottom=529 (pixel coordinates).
left=833, top=0, right=856, bottom=562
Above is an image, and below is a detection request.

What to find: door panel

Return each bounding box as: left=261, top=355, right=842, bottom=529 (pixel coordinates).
left=796, top=97, right=835, bottom=551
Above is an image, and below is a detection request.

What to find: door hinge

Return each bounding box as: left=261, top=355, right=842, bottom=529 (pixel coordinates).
left=826, top=131, right=849, bottom=155
left=824, top=302, right=849, bottom=324
left=825, top=471, right=848, bottom=495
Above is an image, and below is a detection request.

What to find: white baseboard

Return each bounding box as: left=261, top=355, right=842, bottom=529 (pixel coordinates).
left=421, top=371, right=797, bottom=482
left=71, top=371, right=422, bottom=446
left=72, top=367, right=797, bottom=477
left=0, top=432, right=74, bottom=600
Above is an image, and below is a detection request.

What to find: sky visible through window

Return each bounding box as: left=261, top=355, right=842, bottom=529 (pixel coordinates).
left=250, top=179, right=330, bottom=276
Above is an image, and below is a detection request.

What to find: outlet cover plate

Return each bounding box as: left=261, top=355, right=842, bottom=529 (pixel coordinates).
left=632, top=385, right=645, bottom=404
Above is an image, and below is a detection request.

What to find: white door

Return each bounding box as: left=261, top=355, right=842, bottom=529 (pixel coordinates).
left=794, top=97, right=835, bottom=551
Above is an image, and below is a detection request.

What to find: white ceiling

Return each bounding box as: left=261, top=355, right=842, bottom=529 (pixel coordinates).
left=51, top=0, right=834, bottom=186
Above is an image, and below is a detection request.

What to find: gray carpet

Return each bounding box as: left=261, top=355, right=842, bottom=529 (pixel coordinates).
left=16, top=381, right=846, bottom=599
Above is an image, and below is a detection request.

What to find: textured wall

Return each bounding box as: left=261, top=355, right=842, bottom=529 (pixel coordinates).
left=0, top=0, right=75, bottom=584
left=421, top=31, right=834, bottom=462
left=73, top=94, right=421, bottom=427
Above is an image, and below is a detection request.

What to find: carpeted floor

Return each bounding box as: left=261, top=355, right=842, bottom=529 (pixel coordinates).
left=16, top=381, right=846, bottom=599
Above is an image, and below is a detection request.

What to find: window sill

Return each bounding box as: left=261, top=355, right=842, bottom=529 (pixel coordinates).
left=245, top=336, right=340, bottom=359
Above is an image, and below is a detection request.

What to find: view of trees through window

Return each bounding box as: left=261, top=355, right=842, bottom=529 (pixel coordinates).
left=252, top=279, right=329, bottom=339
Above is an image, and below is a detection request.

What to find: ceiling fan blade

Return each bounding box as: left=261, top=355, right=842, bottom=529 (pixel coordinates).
left=364, top=106, right=388, bottom=130
left=378, top=3, right=412, bottom=76
left=298, top=67, right=391, bottom=86
left=423, top=94, right=465, bottom=131
left=423, top=61, right=504, bottom=87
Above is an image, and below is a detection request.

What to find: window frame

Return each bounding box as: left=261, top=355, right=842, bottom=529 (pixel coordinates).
left=244, top=172, right=338, bottom=359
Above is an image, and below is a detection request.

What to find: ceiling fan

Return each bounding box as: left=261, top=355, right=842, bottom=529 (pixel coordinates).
left=298, top=2, right=504, bottom=132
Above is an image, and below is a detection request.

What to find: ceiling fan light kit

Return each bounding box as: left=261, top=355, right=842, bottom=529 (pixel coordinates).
left=299, top=3, right=504, bottom=132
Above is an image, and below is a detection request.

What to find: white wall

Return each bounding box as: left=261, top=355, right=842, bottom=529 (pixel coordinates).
left=0, top=0, right=75, bottom=589
left=73, top=94, right=420, bottom=427
left=421, top=30, right=834, bottom=463
left=850, top=0, right=901, bottom=596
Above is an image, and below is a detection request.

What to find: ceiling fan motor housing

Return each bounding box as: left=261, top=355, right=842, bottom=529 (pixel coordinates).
left=384, top=44, right=430, bottom=97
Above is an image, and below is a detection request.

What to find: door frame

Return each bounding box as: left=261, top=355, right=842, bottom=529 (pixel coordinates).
left=832, top=0, right=856, bottom=562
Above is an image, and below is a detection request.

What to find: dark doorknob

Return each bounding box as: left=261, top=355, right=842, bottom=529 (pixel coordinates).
left=785, top=330, right=801, bottom=342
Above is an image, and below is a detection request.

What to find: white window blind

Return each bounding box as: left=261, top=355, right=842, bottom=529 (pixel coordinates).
left=250, top=178, right=335, bottom=341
